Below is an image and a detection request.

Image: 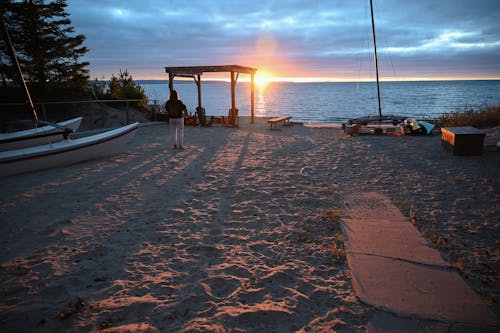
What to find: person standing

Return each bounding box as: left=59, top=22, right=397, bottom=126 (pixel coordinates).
left=165, top=90, right=187, bottom=149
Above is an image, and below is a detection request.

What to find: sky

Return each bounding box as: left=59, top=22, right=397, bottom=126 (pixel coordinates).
left=66, top=0, right=500, bottom=82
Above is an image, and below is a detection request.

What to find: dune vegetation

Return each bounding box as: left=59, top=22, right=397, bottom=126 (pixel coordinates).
left=435, top=105, right=500, bottom=128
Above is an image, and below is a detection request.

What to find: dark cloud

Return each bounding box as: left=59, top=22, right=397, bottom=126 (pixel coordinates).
left=66, top=0, right=500, bottom=80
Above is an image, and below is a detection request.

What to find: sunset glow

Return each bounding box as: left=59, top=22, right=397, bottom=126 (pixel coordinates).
left=67, top=1, right=500, bottom=81
left=254, top=72, right=271, bottom=88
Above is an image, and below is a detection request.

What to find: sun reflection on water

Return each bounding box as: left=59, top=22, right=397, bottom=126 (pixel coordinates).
left=255, top=84, right=268, bottom=117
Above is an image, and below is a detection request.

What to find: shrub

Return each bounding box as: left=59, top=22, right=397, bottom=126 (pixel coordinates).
left=108, top=69, right=148, bottom=109
left=435, top=105, right=500, bottom=128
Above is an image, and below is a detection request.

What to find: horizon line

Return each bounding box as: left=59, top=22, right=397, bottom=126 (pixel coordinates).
left=133, top=77, right=500, bottom=83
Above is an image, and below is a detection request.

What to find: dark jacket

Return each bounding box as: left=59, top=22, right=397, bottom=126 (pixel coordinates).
left=165, top=99, right=186, bottom=118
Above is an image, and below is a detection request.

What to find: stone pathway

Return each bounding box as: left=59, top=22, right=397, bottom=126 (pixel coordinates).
left=342, top=192, right=499, bottom=332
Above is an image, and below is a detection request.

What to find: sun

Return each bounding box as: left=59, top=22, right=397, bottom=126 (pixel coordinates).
left=254, top=73, right=271, bottom=88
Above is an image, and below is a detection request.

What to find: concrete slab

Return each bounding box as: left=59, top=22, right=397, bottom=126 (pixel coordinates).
left=349, top=253, right=497, bottom=324
left=343, top=218, right=449, bottom=267
left=343, top=192, right=499, bottom=329
left=345, top=192, right=403, bottom=221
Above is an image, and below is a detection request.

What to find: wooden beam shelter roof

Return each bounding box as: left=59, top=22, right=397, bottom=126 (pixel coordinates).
left=165, top=65, right=257, bottom=76
left=164, top=64, right=257, bottom=126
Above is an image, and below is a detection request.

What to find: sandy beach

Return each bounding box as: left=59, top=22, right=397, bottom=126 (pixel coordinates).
left=0, top=117, right=498, bottom=332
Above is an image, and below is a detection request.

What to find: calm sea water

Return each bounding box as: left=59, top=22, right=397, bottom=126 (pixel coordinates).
left=139, top=80, right=500, bottom=123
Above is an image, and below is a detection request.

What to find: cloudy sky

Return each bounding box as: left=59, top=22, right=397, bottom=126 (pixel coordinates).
left=66, top=0, right=500, bottom=81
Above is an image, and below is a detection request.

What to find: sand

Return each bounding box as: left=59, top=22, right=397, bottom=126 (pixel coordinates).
left=0, top=117, right=498, bottom=332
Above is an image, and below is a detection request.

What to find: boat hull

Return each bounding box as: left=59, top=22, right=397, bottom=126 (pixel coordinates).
left=0, top=117, right=83, bottom=151
left=419, top=121, right=435, bottom=135
left=344, top=123, right=405, bottom=135
left=0, top=122, right=138, bottom=177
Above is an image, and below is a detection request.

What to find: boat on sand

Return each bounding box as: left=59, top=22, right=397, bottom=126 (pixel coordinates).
left=0, top=117, right=83, bottom=151
left=0, top=122, right=138, bottom=177
left=343, top=115, right=406, bottom=136
left=0, top=17, right=138, bottom=176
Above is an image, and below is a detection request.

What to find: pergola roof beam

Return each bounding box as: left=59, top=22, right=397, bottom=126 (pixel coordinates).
left=165, top=65, right=257, bottom=76
left=164, top=64, right=257, bottom=126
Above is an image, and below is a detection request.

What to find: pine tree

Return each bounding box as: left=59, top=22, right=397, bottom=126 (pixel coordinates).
left=109, top=69, right=148, bottom=109
left=1, top=0, right=89, bottom=97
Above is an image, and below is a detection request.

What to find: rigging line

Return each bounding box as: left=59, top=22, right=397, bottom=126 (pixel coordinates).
left=357, top=1, right=376, bottom=113
left=358, top=1, right=377, bottom=114
left=355, top=1, right=373, bottom=111
left=359, top=2, right=372, bottom=81
left=370, top=0, right=398, bottom=115
left=355, top=3, right=364, bottom=86
left=372, top=0, right=399, bottom=83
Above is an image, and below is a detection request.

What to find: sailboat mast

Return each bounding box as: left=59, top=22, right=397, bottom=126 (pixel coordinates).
left=369, top=0, right=382, bottom=117
left=0, top=16, right=39, bottom=123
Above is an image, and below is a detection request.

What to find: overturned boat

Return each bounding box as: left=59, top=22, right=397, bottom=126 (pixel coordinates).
left=0, top=117, right=83, bottom=151
left=0, top=122, right=138, bottom=177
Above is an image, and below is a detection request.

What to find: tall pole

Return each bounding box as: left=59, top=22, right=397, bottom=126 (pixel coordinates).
left=1, top=16, right=38, bottom=123
left=196, top=74, right=202, bottom=110
left=370, top=0, right=382, bottom=117
left=250, top=73, right=255, bottom=124
left=168, top=73, right=174, bottom=95
left=230, top=70, right=236, bottom=126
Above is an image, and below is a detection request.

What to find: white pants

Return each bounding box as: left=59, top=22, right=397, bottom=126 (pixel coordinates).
left=170, top=117, right=184, bottom=146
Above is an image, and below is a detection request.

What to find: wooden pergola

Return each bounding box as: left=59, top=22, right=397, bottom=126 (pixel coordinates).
left=165, top=65, right=257, bottom=126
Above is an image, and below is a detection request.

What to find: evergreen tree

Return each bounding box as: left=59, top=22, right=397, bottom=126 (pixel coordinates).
left=1, top=0, right=89, bottom=97
left=108, top=69, right=148, bottom=109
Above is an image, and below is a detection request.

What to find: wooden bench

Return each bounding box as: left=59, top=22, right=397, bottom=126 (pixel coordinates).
left=441, top=126, right=486, bottom=155
left=268, top=115, right=292, bottom=130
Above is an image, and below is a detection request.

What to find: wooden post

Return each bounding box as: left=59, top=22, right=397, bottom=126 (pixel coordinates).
left=153, top=99, right=157, bottom=121
left=250, top=73, right=255, bottom=124
left=126, top=101, right=130, bottom=124
left=196, top=74, right=202, bottom=110
left=230, top=70, right=236, bottom=126
left=168, top=73, right=174, bottom=95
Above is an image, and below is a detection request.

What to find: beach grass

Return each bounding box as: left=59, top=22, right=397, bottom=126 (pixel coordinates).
left=319, top=209, right=346, bottom=264
left=434, top=105, right=500, bottom=128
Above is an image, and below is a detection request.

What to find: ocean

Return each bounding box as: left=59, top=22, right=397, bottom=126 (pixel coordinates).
left=138, top=80, right=500, bottom=123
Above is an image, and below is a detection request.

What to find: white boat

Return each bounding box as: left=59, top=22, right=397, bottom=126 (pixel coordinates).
left=304, top=123, right=344, bottom=129
left=343, top=115, right=406, bottom=136
left=0, top=117, right=83, bottom=152
left=344, top=123, right=405, bottom=136
left=0, top=122, right=138, bottom=177
left=0, top=19, right=138, bottom=177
